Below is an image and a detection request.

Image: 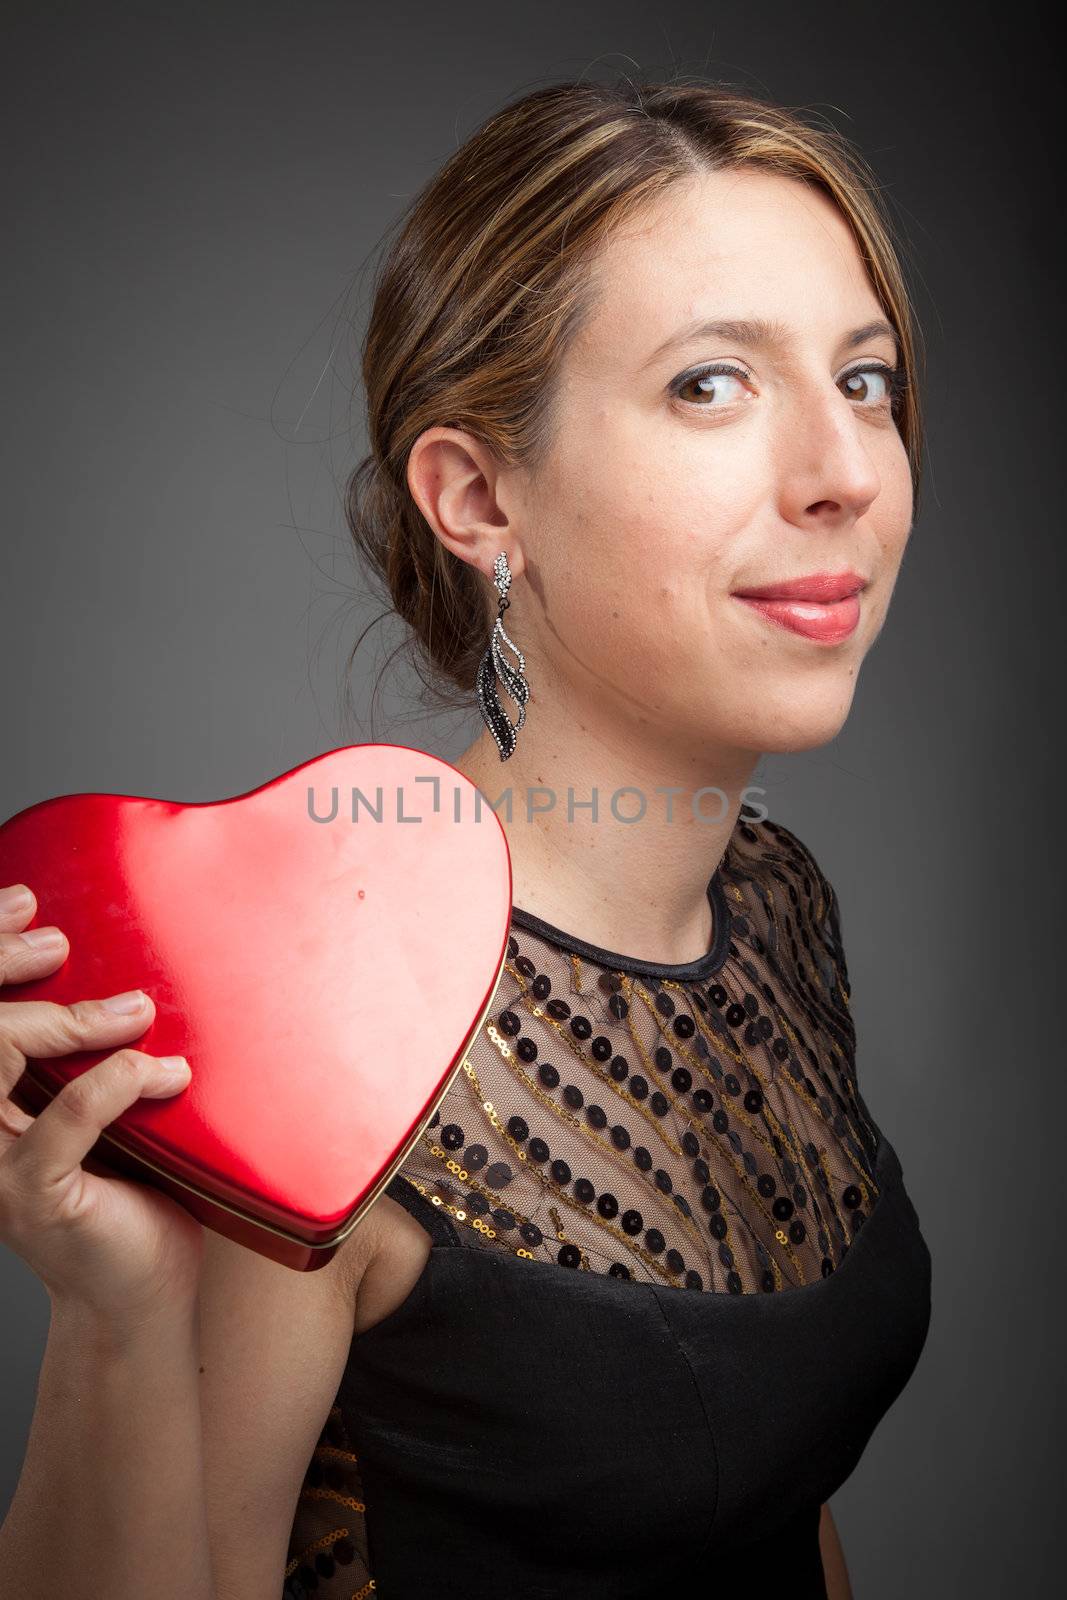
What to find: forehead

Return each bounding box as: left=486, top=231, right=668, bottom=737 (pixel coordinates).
left=574, top=166, right=882, bottom=361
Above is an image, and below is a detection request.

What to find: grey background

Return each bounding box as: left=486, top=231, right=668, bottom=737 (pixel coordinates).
left=0, top=1, right=1060, bottom=1593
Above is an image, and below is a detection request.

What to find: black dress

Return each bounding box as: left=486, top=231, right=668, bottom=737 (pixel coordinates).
left=282, top=815, right=932, bottom=1599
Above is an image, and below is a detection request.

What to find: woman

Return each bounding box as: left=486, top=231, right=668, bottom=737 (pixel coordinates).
left=0, top=79, right=932, bottom=1600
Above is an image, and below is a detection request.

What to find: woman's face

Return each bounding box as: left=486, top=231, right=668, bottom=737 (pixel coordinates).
left=506, top=165, right=914, bottom=756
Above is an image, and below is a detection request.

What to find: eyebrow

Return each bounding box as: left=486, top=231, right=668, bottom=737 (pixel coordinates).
left=640, top=315, right=900, bottom=369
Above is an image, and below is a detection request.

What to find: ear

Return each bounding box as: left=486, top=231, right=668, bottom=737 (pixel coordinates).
left=406, top=426, right=526, bottom=583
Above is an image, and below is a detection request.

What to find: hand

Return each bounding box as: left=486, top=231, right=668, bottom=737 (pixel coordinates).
left=0, top=882, right=205, bottom=1330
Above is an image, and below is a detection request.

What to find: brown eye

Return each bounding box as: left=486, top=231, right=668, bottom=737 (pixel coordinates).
left=673, top=363, right=751, bottom=406
left=840, top=365, right=897, bottom=406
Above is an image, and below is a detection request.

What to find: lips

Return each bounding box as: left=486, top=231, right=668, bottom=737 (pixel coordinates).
left=731, top=570, right=867, bottom=603
left=731, top=570, right=868, bottom=644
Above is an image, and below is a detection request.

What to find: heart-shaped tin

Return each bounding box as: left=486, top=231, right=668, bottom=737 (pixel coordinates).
left=0, top=744, right=511, bottom=1270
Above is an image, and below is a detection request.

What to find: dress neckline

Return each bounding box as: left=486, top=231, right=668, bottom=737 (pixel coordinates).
left=362, top=1117, right=899, bottom=1348
left=509, top=862, right=732, bottom=982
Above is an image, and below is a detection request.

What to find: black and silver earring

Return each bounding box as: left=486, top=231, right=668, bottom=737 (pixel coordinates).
left=475, top=550, right=530, bottom=762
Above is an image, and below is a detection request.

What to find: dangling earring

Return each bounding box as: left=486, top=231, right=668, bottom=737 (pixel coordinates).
left=475, top=550, right=530, bottom=762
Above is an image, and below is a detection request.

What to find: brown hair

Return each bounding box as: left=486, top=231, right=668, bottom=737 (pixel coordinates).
left=343, top=76, right=924, bottom=718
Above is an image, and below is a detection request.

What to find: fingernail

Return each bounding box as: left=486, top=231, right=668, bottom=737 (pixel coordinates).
left=100, top=989, right=148, bottom=1014
left=0, top=885, right=33, bottom=913
left=158, top=1055, right=190, bottom=1074
left=19, top=926, right=65, bottom=948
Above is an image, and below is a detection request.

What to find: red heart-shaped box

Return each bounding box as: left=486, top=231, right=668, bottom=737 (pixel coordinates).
left=0, top=745, right=511, bottom=1271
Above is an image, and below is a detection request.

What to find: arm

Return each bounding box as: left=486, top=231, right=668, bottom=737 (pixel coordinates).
left=0, top=1299, right=216, bottom=1600
left=1, top=1225, right=370, bottom=1600
left=819, top=1502, right=854, bottom=1600
left=0, top=884, right=375, bottom=1600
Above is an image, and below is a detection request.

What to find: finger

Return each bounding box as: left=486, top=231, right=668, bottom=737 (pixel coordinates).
left=0, top=884, right=39, bottom=934
left=4, top=1047, right=191, bottom=1196
left=0, top=990, right=158, bottom=1096
left=0, top=925, right=70, bottom=989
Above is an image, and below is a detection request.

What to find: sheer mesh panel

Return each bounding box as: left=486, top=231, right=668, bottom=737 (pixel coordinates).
left=282, top=1404, right=374, bottom=1599
left=282, top=814, right=877, bottom=1595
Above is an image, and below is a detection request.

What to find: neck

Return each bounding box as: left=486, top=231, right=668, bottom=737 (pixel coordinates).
left=454, top=698, right=760, bottom=969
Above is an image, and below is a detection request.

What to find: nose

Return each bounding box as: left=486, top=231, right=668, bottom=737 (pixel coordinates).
left=775, top=381, right=882, bottom=530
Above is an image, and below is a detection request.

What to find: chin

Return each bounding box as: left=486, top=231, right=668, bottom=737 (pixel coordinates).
left=759, top=721, right=851, bottom=754
left=714, top=686, right=859, bottom=754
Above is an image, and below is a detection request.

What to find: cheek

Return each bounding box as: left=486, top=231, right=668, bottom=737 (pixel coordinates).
left=871, top=445, right=914, bottom=590
left=857, top=442, right=913, bottom=645
left=527, top=405, right=763, bottom=695
left=548, top=473, right=737, bottom=661
left=547, top=408, right=758, bottom=589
